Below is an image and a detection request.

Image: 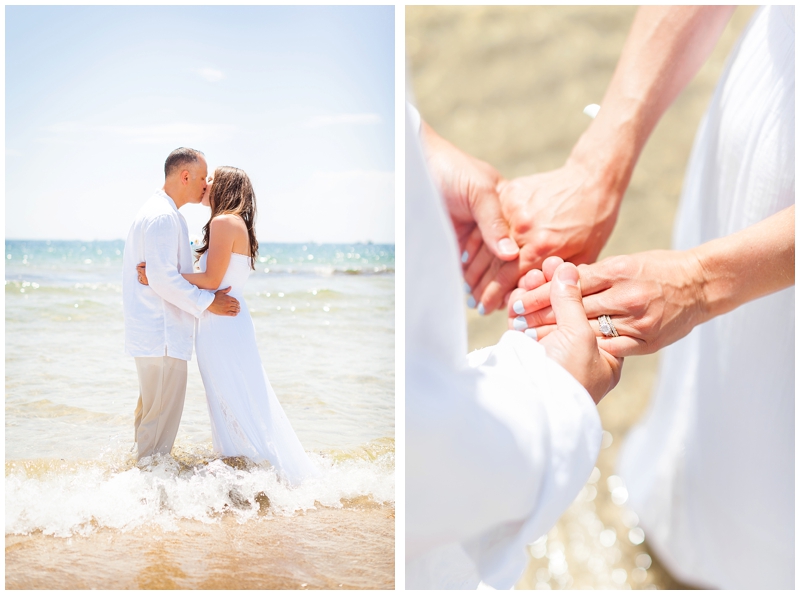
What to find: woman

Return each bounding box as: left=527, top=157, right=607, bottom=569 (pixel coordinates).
left=508, top=6, right=794, bottom=588
left=140, top=166, right=317, bottom=486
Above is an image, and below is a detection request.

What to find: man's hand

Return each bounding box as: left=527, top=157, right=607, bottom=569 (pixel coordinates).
left=465, top=162, right=622, bottom=315
left=421, top=121, right=520, bottom=267
left=137, top=262, right=149, bottom=285
left=208, top=287, right=240, bottom=317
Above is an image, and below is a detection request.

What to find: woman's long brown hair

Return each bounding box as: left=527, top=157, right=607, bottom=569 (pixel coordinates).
left=197, top=166, right=258, bottom=269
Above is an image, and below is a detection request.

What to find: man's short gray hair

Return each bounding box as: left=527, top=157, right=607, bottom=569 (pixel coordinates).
left=164, top=147, right=205, bottom=178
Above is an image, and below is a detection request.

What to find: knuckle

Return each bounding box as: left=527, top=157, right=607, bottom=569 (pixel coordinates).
left=608, top=255, right=632, bottom=278
left=533, top=230, right=559, bottom=254
left=625, top=288, right=648, bottom=313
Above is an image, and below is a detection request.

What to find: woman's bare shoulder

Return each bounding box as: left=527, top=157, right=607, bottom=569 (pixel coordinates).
left=211, top=213, right=247, bottom=230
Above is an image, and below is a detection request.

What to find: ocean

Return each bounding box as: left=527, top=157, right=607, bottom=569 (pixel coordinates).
left=5, top=239, right=395, bottom=588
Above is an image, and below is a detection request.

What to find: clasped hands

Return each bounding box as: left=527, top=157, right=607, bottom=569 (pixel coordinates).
left=424, top=123, right=708, bottom=403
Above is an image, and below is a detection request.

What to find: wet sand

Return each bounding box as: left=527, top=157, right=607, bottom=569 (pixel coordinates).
left=408, top=5, right=755, bottom=589
left=6, top=504, right=394, bottom=589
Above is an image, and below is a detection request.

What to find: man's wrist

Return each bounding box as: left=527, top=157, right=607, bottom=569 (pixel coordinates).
left=567, top=98, right=650, bottom=209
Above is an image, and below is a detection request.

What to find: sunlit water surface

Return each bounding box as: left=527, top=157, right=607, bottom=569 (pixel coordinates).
left=5, top=239, right=395, bottom=589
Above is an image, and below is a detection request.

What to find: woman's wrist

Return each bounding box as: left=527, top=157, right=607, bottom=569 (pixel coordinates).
left=682, top=248, right=717, bottom=324
left=689, top=207, right=796, bottom=323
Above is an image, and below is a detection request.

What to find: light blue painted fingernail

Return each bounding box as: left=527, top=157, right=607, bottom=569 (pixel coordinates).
left=461, top=250, right=469, bottom=263
left=464, top=282, right=471, bottom=294
left=513, top=316, right=528, bottom=331
left=467, top=295, right=476, bottom=309
left=513, top=300, right=525, bottom=315
left=477, top=302, right=485, bottom=316
left=525, top=328, right=539, bottom=341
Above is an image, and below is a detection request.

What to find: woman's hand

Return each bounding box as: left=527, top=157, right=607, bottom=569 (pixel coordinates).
left=525, top=260, right=623, bottom=404
left=508, top=251, right=707, bottom=357
left=421, top=121, right=519, bottom=272
left=136, top=262, right=149, bottom=285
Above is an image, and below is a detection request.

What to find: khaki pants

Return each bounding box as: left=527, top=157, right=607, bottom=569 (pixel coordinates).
left=133, top=356, right=188, bottom=460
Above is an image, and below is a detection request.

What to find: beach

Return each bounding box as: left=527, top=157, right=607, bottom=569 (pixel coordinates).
left=408, top=5, right=755, bottom=589
left=5, top=239, right=395, bottom=589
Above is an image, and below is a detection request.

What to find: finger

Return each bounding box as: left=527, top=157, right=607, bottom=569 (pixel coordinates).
left=518, top=268, right=546, bottom=291
left=474, top=233, right=559, bottom=312
left=528, top=324, right=557, bottom=340
left=507, top=288, right=527, bottom=328
left=520, top=305, right=555, bottom=328
left=598, top=348, right=624, bottom=394
left=137, top=262, right=146, bottom=267
left=597, top=335, right=645, bottom=358
left=511, top=270, right=548, bottom=316
left=514, top=306, right=626, bottom=336
left=548, top=262, right=592, bottom=332
left=471, top=189, right=519, bottom=261
left=541, top=256, right=564, bottom=282
left=218, top=287, right=232, bottom=294
left=473, top=258, right=522, bottom=314
left=521, top=296, right=624, bottom=328
left=512, top=281, right=552, bottom=316
left=575, top=262, right=614, bottom=296
left=464, top=244, right=494, bottom=297
left=460, top=226, right=483, bottom=271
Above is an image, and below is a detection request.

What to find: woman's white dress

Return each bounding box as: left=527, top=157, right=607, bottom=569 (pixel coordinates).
left=195, top=251, right=317, bottom=486
left=617, top=6, right=795, bottom=589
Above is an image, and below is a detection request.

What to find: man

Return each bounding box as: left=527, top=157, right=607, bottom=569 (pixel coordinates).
left=122, top=147, right=240, bottom=461
left=406, top=105, right=622, bottom=589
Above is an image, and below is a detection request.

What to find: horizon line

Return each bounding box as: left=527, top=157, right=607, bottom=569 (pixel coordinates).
left=5, top=237, right=395, bottom=246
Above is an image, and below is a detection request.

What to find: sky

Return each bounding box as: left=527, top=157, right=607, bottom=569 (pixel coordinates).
left=5, top=6, right=395, bottom=244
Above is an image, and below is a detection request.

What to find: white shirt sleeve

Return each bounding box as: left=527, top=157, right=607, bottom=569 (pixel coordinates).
left=405, top=103, right=602, bottom=589
left=143, top=214, right=215, bottom=318
left=407, top=101, right=423, bottom=136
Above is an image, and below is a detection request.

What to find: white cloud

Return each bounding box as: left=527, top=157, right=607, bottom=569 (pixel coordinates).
left=194, top=67, right=225, bottom=82
left=303, top=113, right=381, bottom=128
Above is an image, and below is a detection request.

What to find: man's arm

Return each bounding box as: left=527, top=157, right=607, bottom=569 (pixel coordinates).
left=569, top=5, right=737, bottom=193
left=143, top=214, right=218, bottom=317
left=469, top=6, right=738, bottom=314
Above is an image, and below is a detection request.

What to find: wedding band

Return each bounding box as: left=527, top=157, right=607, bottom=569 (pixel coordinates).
left=598, top=315, right=619, bottom=337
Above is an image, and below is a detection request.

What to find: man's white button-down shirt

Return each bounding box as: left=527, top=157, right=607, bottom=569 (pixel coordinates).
left=405, top=104, right=602, bottom=589
left=123, top=190, right=215, bottom=361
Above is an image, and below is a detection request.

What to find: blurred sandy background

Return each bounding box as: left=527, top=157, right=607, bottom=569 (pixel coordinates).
left=408, top=6, right=756, bottom=590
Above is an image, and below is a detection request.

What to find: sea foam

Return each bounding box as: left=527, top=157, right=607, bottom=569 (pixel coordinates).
left=6, top=450, right=394, bottom=538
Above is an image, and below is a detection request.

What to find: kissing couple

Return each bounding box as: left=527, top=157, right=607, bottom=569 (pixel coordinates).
left=122, top=147, right=317, bottom=485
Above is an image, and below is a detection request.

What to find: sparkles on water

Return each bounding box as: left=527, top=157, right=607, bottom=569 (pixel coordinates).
left=518, top=461, right=667, bottom=590
left=6, top=239, right=395, bottom=588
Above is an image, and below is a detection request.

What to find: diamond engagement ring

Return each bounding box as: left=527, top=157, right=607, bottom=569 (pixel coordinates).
left=598, top=315, right=619, bottom=337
